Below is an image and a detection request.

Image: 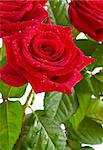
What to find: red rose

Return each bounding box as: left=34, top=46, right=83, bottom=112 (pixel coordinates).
left=36, top=0, right=48, bottom=5
left=0, top=0, right=48, bottom=37
left=68, top=0, right=103, bottom=41
left=0, top=24, right=94, bottom=94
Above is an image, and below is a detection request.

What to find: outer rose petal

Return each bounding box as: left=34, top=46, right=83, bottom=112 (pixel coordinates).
left=35, top=0, right=48, bottom=6
left=23, top=70, right=82, bottom=94
left=68, top=0, right=103, bottom=41
left=21, top=70, right=56, bottom=94
left=0, top=64, right=27, bottom=86
left=53, top=71, right=83, bottom=94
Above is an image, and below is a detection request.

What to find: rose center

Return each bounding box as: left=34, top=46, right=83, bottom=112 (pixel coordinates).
left=40, top=44, right=54, bottom=55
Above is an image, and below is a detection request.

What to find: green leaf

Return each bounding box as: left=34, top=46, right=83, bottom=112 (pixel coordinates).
left=14, top=112, right=68, bottom=150
left=68, top=139, right=81, bottom=150
left=91, top=44, right=103, bottom=68
left=78, top=117, right=103, bottom=144
left=47, top=0, right=71, bottom=25
left=72, top=76, right=103, bottom=125
left=84, top=75, right=103, bottom=98
left=0, top=81, right=27, bottom=98
left=86, top=99, right=103, bottom=124
left=91, top=75, right=103, bottom=97
left=70, top=78, right=93, bottom=130
left=0, top=43, right=6, bottom=67
left=44, top=91, right=78, bottom=123
left=66, top=117, right=103, bottom=145
left=0, top=101, right=23, bottom=150
left=94, top=72, right=103, bottom=83
left=74, top=39, right=99, bottom=56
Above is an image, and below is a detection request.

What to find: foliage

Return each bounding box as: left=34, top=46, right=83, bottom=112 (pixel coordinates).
left=0, top=101, right=23, bottom=150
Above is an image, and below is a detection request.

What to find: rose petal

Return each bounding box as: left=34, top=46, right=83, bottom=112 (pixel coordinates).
left=0, top=64, right=26, bottom=86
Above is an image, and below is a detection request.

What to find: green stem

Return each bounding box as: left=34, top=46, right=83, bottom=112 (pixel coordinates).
left=23, top=89, right=34, bottom=109
left=14, top=90, right=35, bottom=150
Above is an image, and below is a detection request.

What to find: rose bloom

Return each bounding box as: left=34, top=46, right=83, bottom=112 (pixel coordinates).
left=0, top=0, right=48, bottom=37
left=68, top=0, right=103, bottom=41
left=0, top=24, right=94, bottom=94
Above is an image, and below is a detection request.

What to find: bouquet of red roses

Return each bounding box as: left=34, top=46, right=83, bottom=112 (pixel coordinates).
left=0, top=0, right=103, bottom=149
